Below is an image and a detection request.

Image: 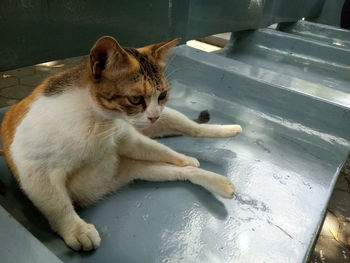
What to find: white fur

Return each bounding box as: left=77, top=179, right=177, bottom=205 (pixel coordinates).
left=10, top=86, right=241, bottom=251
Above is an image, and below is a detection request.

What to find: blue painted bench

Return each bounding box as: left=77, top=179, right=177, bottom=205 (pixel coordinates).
left=1, top=0, right=349, bottom=262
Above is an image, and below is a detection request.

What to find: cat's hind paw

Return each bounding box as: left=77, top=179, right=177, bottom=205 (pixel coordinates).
left=184, top=156, right=200, bottom=167
left=211, top=176, right=235, bottom=199
left=172, top=154, right=200, bottom=167
left=62, top=220, right=101, bottom=251
left=220, top=125, right=242, bottom=137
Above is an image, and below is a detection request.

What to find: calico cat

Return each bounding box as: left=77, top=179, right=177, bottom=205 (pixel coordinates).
left=0, top=36, right=242, bottom=251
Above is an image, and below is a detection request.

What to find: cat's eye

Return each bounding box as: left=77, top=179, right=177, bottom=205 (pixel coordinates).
left=158, top=91, right=167, bottom=101
left=128, top=96, right=144, bottom=105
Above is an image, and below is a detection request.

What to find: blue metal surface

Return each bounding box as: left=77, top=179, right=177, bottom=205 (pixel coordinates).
left=223, top=28, right=350, bottom=107
left=0, top=0, right=325, bottom=71
left=313, top=0, right=345, bottom=27
left=279, top=20, right=350, bottom=49
left=0, top=206, right=63, bottom=263
left=1, top=30, right=350, bottom=261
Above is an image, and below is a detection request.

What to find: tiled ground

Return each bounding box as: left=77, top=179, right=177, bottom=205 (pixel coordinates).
left=0, top=56, right=84, bottom=107
left=0, top=46, right=350, bottom=262
left=308, top=160, right=350, bottom=263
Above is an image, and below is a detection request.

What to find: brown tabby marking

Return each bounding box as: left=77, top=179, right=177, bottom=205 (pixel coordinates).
left=124, top=48, right=163, bottom=90
left=44, top=64, right=86, bottom=96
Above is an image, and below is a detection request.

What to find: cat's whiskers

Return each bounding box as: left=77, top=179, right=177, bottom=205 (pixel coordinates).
left=92, top=124, right=116, bottom=139
left=164, top=54, right=176, bottom=72
left=100, top=130, right=116, bottom=143
left=95, top=127, right=118, bottom=143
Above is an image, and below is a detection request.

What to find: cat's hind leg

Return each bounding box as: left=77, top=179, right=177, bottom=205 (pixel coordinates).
left=117, top=157, right=235, bottom=199
left=68, top=156, right=234, bottom=203
left=140, top=107, right=242, bottom=138
left=68, top=154, right=234, bottom=213
left=67, top=155, right=128, bottom=207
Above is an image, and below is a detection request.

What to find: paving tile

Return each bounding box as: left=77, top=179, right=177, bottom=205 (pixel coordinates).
left=328, top=190, right=350, bottom=222
left=342, top=156, right=350, bottom=177
left=3, top=66, right=36, bottom=78
left=338, top=221, right=350, bottom=246
left=307, top=237, right=350, bottom=263
left=34, top=65, right=67, bottom=76
left=320, top=212, right=340, bottom=239
left=0, top=75, right=19, bottom=89
left=34, top=56, right=85, bottom=74
left=60, top=56, right=86, bottom=66
left=0, top=96, right=18, bottom=108
left=0, top=85, right=34, bottom=100
left=333, top=174, right=350, bottom=193
left=186, top=40, right=222, bottom=52
left=19, top=74, right=46, bottom=87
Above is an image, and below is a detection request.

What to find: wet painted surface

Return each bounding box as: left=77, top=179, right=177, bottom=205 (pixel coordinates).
left=225, top=29, right=350, bottom=98
left=279, top=20, right=350, bottom=49
left=0, top=42, right=349, bottom=262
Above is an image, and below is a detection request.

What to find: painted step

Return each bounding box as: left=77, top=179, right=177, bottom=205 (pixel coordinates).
left=224, top=28, right=350, bottom=95
left=278, top=20, right=350, bottom=49
left=172, top=46, right=350, bottom=141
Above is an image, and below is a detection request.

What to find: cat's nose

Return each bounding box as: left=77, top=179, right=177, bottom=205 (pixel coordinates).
left=148, top=116, right=159, bottom=123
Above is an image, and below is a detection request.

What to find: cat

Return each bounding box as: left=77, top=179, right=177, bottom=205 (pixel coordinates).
left=0, top=36, right=242, bottom=251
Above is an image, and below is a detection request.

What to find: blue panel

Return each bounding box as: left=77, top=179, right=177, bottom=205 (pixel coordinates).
left=0, top=0, right=325, bottom=71
left=314, top=0, right=345, bottom=27
left=0, top=206, right=62, bottom=263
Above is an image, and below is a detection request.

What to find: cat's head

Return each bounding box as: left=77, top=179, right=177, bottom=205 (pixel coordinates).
left=88, top=36, right=180, bottom=128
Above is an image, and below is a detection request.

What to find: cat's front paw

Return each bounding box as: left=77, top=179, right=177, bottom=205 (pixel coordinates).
left=172, top=154, right=200, bottom=167
left=61, top=220, right=101, bottom=251
left=220, top=125, right=242, bottom=137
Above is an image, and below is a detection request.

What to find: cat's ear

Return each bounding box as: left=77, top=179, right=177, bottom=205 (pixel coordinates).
left=90, top=36, right=130, bottom=79
left=138, top=38, right=181, bottom=61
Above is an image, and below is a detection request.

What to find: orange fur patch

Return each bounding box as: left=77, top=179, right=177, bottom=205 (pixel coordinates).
left=1, top=84, right=47, bottom=179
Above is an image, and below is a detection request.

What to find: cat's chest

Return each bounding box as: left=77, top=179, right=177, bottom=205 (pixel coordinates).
left=13, top=105, right=119, bottom=164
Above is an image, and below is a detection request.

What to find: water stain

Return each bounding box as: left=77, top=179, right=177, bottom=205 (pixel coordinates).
left=235, top=193, right=271, bottom=213
left=272, top=173, right=290, bottom=185
left=254, top=139, right=271, bottom=153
